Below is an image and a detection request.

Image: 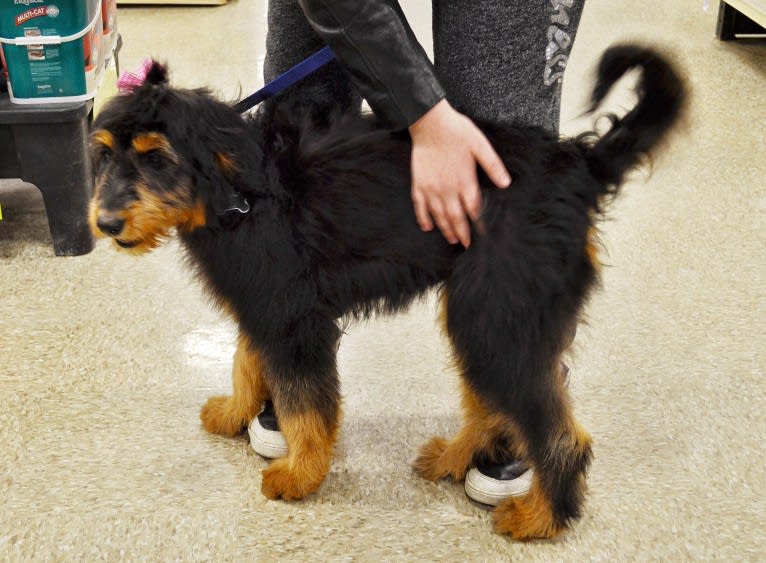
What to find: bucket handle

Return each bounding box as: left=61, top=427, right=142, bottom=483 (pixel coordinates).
left=0, top=7, right=101, bottom=46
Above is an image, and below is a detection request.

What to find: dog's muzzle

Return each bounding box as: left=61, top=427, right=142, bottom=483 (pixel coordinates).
left=96, top=215, right=125, bottom=237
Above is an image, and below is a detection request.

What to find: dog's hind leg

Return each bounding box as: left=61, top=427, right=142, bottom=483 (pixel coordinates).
left=442, top=265, right=592, bottom=539
left=460, top=347, right=591, bottom=540
left=490, top=364, right=592, bottom=540
left=260, top=315, right=342, bottom=501
left=200, top=332, right=271, bottom=437
left=416, top=292, right=523, bottom=482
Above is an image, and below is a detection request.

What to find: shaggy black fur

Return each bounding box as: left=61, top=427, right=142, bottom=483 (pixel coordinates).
left=90, top=44, right=686, bottom=533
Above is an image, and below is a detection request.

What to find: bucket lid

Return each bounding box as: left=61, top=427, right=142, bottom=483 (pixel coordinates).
left=0, top=5, right=101, bottom=46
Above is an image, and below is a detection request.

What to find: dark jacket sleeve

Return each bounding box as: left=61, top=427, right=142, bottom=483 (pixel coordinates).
left=297, top=0, right=446, bottom=129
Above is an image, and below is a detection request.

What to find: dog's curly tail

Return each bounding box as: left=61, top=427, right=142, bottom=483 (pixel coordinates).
left=578, top=43, right=687, bottom=195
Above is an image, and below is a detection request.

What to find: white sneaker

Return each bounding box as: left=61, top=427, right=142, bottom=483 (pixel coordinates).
left=464, top=461, right=533, bottom=506
left=248, top=400, right=288, bottom=459
left=464, top=362, right=569, bottom=506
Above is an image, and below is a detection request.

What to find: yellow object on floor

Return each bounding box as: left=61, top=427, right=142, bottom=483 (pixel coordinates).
left=93, top=55, right=119, bottom=117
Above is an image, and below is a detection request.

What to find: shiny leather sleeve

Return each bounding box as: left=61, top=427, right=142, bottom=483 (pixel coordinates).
left=297, top=0, right=445, bottom=129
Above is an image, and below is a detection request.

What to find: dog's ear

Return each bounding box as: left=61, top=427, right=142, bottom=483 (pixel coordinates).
left=208, top=151, right=249, bottom=217
left=165, top=88, right=269, bottom=227
left=145, top=60, right=169, bottom=86
left=191, top=148, right=254, bottom=227
left=178, top=98, right=256, bottom=224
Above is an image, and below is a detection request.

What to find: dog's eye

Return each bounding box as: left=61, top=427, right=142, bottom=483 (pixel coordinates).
left=142, top=150, right=168, bottom=169
left=95, top=147, right=112, bottom=169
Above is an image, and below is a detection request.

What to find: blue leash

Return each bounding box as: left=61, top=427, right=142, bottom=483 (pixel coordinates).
left=234, top=46, right=336, bottom=114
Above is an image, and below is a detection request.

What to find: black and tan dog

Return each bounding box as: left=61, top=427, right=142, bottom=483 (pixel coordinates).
left=88, top=44, right=685, bottom=540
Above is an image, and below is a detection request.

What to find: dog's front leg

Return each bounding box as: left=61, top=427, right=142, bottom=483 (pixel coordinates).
left=260, top=316, right=342, bottom=501
left=200, top=332, right=270, bottom=436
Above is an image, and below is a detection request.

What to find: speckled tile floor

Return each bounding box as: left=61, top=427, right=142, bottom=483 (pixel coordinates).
left=1, top=0, right=765, bottom=561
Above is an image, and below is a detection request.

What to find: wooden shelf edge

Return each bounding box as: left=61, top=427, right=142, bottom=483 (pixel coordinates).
left=723, top=0, right=766, bottom=27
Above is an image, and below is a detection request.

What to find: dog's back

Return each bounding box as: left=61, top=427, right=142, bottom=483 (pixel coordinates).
left=258, top=44, right=686, bottom=327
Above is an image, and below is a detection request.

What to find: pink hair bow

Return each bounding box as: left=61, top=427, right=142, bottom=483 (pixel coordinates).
left=117, top=58, right=154, bottom=93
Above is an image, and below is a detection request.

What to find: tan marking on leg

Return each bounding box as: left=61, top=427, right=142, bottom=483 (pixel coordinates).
left=585, top=226, right=601, bottom=272
left=261, top=406, right=340, bottom=501
left=493, top=474, right=563, bottom=540
left=200, top=333, right=270, bottom=437
left=561, top=417, right=593, bottom=477
left=415, top=379, right=521, bottom=482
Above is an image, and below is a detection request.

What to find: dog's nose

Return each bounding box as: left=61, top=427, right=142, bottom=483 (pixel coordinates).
left=96, top=215, right=125, bottom=237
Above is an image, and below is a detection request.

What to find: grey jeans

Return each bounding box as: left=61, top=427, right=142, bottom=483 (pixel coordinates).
left=264, top=0, right=585, bottom=133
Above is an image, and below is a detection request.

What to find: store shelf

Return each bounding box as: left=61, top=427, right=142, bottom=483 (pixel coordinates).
left=717, top=1, right=766, bottom=39
left=724, top=0, right=766, bottom=25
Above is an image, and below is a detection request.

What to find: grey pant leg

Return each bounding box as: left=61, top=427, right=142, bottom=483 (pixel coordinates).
left=264, top=0, right=361, bottom=118
left=432, top=0, right=585, bottom=133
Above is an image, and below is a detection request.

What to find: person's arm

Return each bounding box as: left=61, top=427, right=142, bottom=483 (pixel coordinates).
left=297, top=0, right=444, bottom=129
left=297, top=0, right=511, bottom=247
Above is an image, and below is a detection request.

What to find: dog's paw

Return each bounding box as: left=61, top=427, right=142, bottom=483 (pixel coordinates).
left=492, top=494, right=562, bottom=540
left=413, top=436, right=468, bottom=482
left=261, top=458, right=323, bottom=501
left=200, top=396, right=245, bottom=437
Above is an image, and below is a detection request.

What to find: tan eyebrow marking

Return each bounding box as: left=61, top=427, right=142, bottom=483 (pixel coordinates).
left=91, top=130, right=114, bottom=150
left=132, top=132, right=173, bottom=154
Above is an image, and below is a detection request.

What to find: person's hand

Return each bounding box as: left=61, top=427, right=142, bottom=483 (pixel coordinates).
left=408, top=99, right=512, bottom=247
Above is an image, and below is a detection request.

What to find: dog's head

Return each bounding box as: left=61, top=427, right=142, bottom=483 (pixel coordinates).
left=89, top=62, right=251, bottom=254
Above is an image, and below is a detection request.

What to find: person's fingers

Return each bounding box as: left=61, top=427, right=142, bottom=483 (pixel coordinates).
left=461, top=181, right=482, bottom=222
left=411, top=189, right=434, bottom=232
left=409, top=103, right=499, bottom=247
left=445, top=199, right=471, bottom=248
left=473, top=134, right=512, bottom=189
left=428, top=198, right=459, bottom=245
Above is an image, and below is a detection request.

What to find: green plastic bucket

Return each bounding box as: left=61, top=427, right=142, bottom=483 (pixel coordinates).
left=0, top=0, right=104, bottom=104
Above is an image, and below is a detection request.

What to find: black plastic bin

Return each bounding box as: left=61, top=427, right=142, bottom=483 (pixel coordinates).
left=0, top=91, right=94, bottom=256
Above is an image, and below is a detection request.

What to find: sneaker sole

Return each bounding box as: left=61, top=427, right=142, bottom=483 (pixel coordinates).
left=464, top=467, right=534, bottom=506
left=248, top=417, right=288, bottom=459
